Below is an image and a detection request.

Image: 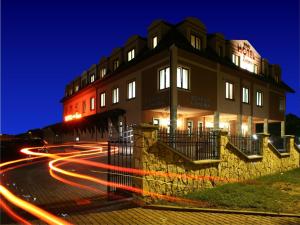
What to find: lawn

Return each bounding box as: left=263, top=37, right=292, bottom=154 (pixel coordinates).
left=184, top=168, right=300, bottom=214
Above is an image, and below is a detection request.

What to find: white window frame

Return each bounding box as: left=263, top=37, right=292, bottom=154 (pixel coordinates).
left=256, top=91, right=263, bottom=107
left=127, top=49, right=135, bottom=61
left=253, top=64, right=258, bottom=74
left=90, top=97, right=95, bottom=110
left=177, top=67, right=189, bottom=90
left=242, top=87, right=249, bottom=103
left=159, top=67, right=170, bottom=90
left=191, top=34, right=201, bottom=50
left=127, top=80, right=136, bottom=99
left=225, top=82, right=234, bottom=100
left=100, top=68, right=107, bottom=78
left=232, top=54, right=240, bottom=66
left=90, top=74, right=95, bottom=83
left=152, top=36, right=158, bottom=48
left=75, top=85, right=79, bottom=92
left=112, top=88, right=119, bottom=104
left=100, top=92, right=106, bottom=107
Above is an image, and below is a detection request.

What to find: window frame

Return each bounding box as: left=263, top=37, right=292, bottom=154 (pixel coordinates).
left=225, top=81, right=234, bottom=100
left=152, top=36, right=158, bottom=48
left=177, top=66, right=190, bottom=90
left=158, top=67, right=170, bottom=90
left=279, top=97, right=285, bottom=111
left=100, top=68, right=107, bottom=78
left=127, top=80, right=136, bottom=100
left=100, top=92, right=106, bottom=108
left=90, top=74, right=95, bottom=83
left=256, top=91, right=263, bottom=107
left=112, top=87, right=119, bottom=104
left=127, top=49, right=135, bottom=62
left=190, top=34, right=201, bottom=50
left=90, top=97, right=95, bottom=111
left=232, top=54, right=240, bottom=67
left=113, top=59, right=119, bottom=71
left=242, top=87, right=250, bottom=104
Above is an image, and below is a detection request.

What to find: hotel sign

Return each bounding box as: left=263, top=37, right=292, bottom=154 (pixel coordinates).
left=231, top=40, right=261, bottom=73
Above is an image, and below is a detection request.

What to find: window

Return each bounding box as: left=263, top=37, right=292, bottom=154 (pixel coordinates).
left=279, top=98, right=285, bottom=111
left=127, top=49, right=135, bottom=61
left=256, top=91, right=263, bottom=107
left=159, top=67, right=170, bottom=90
left=191, top=34, right=201, bottom=50
left=152, top=36, right=158, bottom=48
left=75, top=85, right=79, bottom=92
left=127, top=80, right=136, bottom=99
left=81, top=78, right=87, bottom=87
left=82, top=101, right=86, bottom=113
left=100, top=68, right=107, bottom=78
left=225, top=82, right=234, bottom=100
left=232, top=54, right=240, bottom=66
left=90, top=74, right=95, bottom=83
left=119, top=121, right=123, bottom=134
left=177, top=67, right=189, bottom=89
left=253, top=64, right=258, bottom=74
left=112, top=88, right=119, bottom=104
left=153, top=118, right=159, bottom=126
left=218, top=46, right=223, bottom=57
left=242, top=87, right=249, bottom=103
left=187, top=121, right=193, bottom=134
left=113, top=59, right=119, bottom=71
left=90, top=97, right=95, bottom=110
left=100, top=92, right=106, bottom=107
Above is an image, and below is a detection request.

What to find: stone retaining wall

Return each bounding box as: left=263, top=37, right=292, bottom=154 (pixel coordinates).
left=132, top=124, right=300, bottom=200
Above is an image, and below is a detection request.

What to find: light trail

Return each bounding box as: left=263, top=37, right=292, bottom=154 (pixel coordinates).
left=0, top=185, right=72, bottom=225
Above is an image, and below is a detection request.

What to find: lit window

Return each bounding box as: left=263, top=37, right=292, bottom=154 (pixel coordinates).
left=152, top=36, right=158, bottom=48
left=75, top=85, right=79, bottom=92
left=90, top=74, right=95, bottom=83
left=187, top=121, right=193, bottom=134
left=100, top=92, right=106, bottom=107
left=112, top=88, right=119, bottom=104
left=113, top=59, right=119, bottom=71
left=128, top=80, right=136, bottom=99
left=242, top=87, right=249, bottom=103
left=128, top=49, right=135, bottom=61
left=253, top=64, right=258, bottom=74
left=119, top=121, right=123, bottom=134
left=159, top=67, right=170, bottom=90
left=225, top=82, right=234, bottom=100
left=82, top=101, right=86, bottom=113
left=256, top=91, right=263, bottom=107
left=90, top=97, right=95, bottom=110
left=177, top=67, right=189, bottom=89
left=279, top=98, right=285, bottom=111
left=191, top=34, right=201, bottom=50
left=100, top=68, right=107, bottom=78
left=232, top=54, right=240, bottom=66
left=69, top=89, right=73, bottom=96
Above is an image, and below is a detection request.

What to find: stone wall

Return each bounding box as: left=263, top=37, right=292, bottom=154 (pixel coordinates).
left=132, top=124, right=300, bottom=200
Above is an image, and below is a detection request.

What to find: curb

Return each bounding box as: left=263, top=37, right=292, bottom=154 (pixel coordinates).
left=143, top=204, right=300, bottom=218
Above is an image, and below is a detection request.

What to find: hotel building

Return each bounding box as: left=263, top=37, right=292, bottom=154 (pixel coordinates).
left=61, top=18, right=294, bottom=139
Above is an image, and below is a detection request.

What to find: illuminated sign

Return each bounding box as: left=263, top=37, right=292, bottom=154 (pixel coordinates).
left=64, top=112, right=82, bottom=122
left=231, top=40, right=260, bottom=74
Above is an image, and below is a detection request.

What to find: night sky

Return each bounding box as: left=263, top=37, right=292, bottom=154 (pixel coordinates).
left=2, top=0, right=300, bottom=134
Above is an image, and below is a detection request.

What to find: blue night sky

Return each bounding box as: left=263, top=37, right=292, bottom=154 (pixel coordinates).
left=1, top=0, right=300, bottom=134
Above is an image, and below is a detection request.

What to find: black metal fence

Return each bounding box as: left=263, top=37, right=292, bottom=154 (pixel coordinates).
left=228, top=135, right=261, bottom=156
left=157, top=129, right=219, bottom=161
left=269, top=136, right=289, bottom=153
left=107, top=128, right=134, bottom=195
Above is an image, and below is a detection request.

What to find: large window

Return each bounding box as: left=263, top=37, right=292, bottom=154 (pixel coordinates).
left=177, top=67, right=189, bottom=89
left=112, top=88, right=119, bottom=104
left=152, top=36, right=158, bottom=48
left=100, top=92, right=106, bottom=107
left=100, top=68, right=107, bottom=78
left=242, top=87, right=249, bottom=103
left=127, top=80, right=136, bottom=99
left=225, top=82, right=234, bottom=100
left=232, top=54, right=240, bottom=66
left=127, top=49, right=135, bottom=61
left=256, top=91, right=263, bottom=107
left=159, top=67, right=170, bottom=90
left=90, top=97, right=95, bottom=110
left=113, top=59, right=119, bottom=71
left=191, top=34, right=201, bottom=50
left=82, top=100, right=86, bottom=113
left=90, top=74, right=95, bottom=83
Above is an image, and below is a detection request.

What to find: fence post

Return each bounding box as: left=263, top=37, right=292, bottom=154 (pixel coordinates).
left=107, top=140, right=111, bottom=195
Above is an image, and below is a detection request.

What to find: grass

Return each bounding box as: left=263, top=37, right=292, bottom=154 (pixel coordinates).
left=183, top=168, right=300, bottom=213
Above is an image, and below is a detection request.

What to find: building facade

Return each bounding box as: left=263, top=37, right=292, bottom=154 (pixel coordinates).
left=61, top=18, right=294, bottom=139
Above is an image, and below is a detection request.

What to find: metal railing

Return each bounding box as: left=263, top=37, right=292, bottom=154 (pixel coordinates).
left=157, top=129, right=219, bottom=161
left=228, top=135, right=261, bottom=156
left=269, top=136, right=289, bottom=153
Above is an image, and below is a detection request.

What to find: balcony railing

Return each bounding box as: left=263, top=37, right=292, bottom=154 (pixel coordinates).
left=269, top=136, right=289, bottom=153
left=228, top=135, right=261, bottom=156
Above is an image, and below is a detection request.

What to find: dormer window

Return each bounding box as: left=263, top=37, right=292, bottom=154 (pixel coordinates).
left=113, top=59, right=119, bottom=71
left=128, top=49, right=135, bottom=62
left=90, top=74, right=95, bottom=83
left=152, top=36, right=158, bottom=48
left=100, top=68, right=107, bottom=78
left=75, top=85, right=79, bottom=92
left=253, top=64, right=258, bottom=74
left=191, top=34, right=201, bottom=50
